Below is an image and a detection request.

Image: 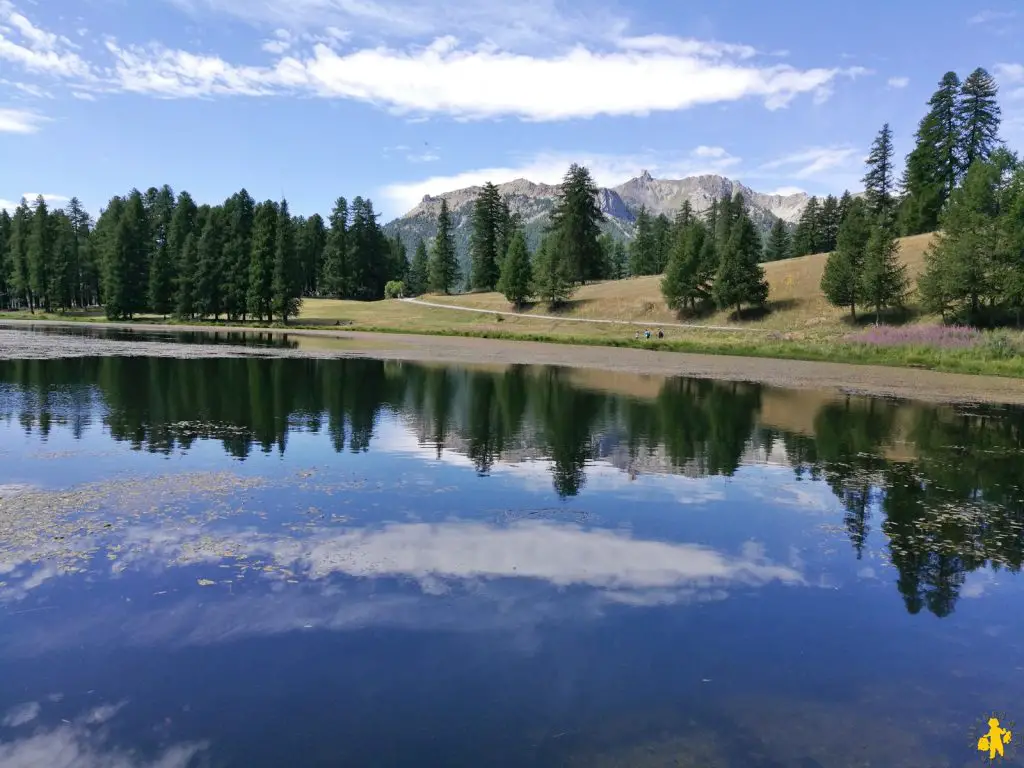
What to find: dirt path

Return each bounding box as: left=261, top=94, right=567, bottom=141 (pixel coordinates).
left=2, top=318, right=1023, bottom=405
left=400, top=297, right=769, bottom=332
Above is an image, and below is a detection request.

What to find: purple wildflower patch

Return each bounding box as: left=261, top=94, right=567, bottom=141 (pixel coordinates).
left=845, top=324, right=982, bottom=349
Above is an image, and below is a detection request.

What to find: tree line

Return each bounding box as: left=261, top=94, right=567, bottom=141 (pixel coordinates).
left=0, top=188, right=409, bottom=321
left=3, top=353, right=1021, bottom=617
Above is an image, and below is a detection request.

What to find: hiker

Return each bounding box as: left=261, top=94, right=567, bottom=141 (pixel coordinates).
left=634, top=330, right=640, bottom=340
left=644, top=329, right=651, bottom=339
left=657, top=328, right=664, bottom=339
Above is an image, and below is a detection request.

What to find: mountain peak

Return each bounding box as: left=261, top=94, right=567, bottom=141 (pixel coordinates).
left=639, top=169, right=652, bottom=181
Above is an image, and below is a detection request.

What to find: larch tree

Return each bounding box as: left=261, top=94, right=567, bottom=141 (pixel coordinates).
left=821, top=198, right=872, bottom=319
left=863, top=123, right=897, bottom=221
left=168, top=191, right=198, bottom=312
left=470, top=181, right=502, bottom=291
left=652, top=213, right=673, bottom=273
left=223, top=189, right=255, bottom=321
left=763, top=218, right=791, bottom=263
left=272, top=198, right=302, bottom=323
left=8, top=200, right=31, bottom=310
left=818, top=195, right=841, bottom=252
left=860, top=220, right=909, bottom=322
left=662, top=218, right=708, bottom=312
left=195, top=206, right=227, bottom=319
left=321, top=197, right=350, bottom=299
left=0, top=209, right=10, bottom=309
left=629, top=207, right=658, bottom=276
left=532, top=233, right=575, bottom=308
left=406, top=238, right=429, bottom=296
left=247, top=200, right=277, bottom=321
left=712, top=202, right=768, bottom=317
left=791, top=196, right=821, bottom=256
left=27, top=196, right=53, bottom=311
left=428, top=198, right=459, bottom=294
left=175, top=232, right=199, bottom=320
left=298, top=213, right=327, bottom=296
left=147, top=185, right=177, bottom=316
left=497, top=228, right=533, bottom=308
left=48, top=210, right=74, bottom=311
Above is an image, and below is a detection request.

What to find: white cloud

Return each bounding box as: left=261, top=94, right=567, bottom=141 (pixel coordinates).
left=0, top=106, right=48, bottom=133
left=757, top=146, right=859, bottom=180
left=886, top=76, right=909, bottom=89
left=968, top=9, right=1016, bottom=24
left=995, top=62, right=1024, bottom=83
left=23, top=192, right=69, bottom=204
left=379, top=146, right=743, bottom=213
left=766, top=186, right=806, bottom=196
left=0, top=3, right=856, bottom=123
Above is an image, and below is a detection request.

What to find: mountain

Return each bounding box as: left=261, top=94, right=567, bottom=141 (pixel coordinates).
left=383, top=172, right=811, bottom=276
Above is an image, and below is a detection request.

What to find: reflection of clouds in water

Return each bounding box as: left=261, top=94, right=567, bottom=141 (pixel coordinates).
left=0, top=702, right=206, bottom=768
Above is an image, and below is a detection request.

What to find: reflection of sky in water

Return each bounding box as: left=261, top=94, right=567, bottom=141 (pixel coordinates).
left=2, top=416, right=1024, bottom=766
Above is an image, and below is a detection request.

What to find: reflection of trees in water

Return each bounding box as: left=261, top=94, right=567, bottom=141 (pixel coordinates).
left=2, top=356, right=1023, bottom=617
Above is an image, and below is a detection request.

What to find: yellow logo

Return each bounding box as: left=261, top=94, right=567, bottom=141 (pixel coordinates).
left=977, top=717, right=1013, bottom=761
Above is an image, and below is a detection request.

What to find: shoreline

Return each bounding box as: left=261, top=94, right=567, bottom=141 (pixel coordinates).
left=3, top=317, right=1024, bottom=406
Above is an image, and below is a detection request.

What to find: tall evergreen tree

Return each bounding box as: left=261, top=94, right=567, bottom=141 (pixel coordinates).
left=27, top=196, right=51, bottom=311
left=629, top=207, right=658, bottom=276
left=93, top=196, right=125, bottom=315
left=0, top=209, right=10, bottom=309
left=763, top=218, right=791, bottom=262
left=247, top=201, right=277, bottom=321
left=8, top=200, right=31, bottom=311
left=65, top=197, right=95, bottom=307
left=899, top=72, right=962, bottom=235
left=712, top=203, right=768, bottom=316
left=959, top=67, right=1002, bottom=172
left=168, top=191, right=198, bottom=312
left=175, top=232, right=198, bottom=320
left=818, top=195, right=841, bottom=252
left=470, top=182, right=502, bottom=291
left=147, top=185, right=176, bottom=315
left=611, top=238, right=628, bottom=280
left=792, top=196, right=821, bottom=256
left=48, top=210, right=74, bottom=311
left=652, top=213, right=673, bottom=272
left=547, top=164, right=604, bottom=283
left=494, top=196, right=516, bottom=276
left=223, top=189, right=255, bottom=321
left=662, top=218, right=709, bottom=312
left=321, top=197, right=350, bottom=299
left=863, top=123, right=897, bottom=220
left=297, top=213, right=327, bottom=296
left=406, top=238, right=429, bottom=296
left=347, top=197, right=388, bottom=300
left=272, top=199, right=302, bottom=323
left=860, top=220, right=909, bottom=322
left=532, top=234, right=575, bottom=307
left=821, top=198, right=871, bottom=319
left=120, top=190, right=150, bottom=318
left=195, top=207, right=227, bottom=319
left=497, top=228, right=533, bottom=308
left=428, top=198, right=459, bottom=294
left=837, top=190, right=854, bottom=226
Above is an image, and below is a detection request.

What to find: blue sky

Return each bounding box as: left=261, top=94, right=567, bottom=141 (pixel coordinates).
left=1, top=0, right=1022, bottom=220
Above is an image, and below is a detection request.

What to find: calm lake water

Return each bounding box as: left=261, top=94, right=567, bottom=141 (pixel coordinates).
left=0, top=327, right=1022, bottom=767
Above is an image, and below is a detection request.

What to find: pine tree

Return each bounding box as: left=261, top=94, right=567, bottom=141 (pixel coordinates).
left=818, top=195, right=841, bottom=252
left=347, top=197, right=387, bottom=300
left=168, top=191, right=198, bottom=312
left=611, top=238, right=628, bottom=279
left=470, top=181, right=501, bottom=291
left=547, top=164, right=604, bottom=283
left=0, top=209, right=9, bottom=309
left=93, top=196, right=125, bottom=315
left=860, top=220, right=909, bottom=322
left=387, top=232, right=407, bottom=286
left=662, top=219, right=708, bottom=312
left=494, top=196, right=516, bottom=275
left=763, top=218, right=791, bottom=262
left=821, top=199, right=871, bottom=319
left=297, top=213, right=327, bottom=296
left=120, top=190, right=150, bottom=318
left=175, top=232, right=198, bottom=320
left=712, top=203, right=768, bottom=317
left=147, top=185, right=176, bottom=315
left=899, top=72, right=961, bottom=235
left=837, top=191, right=854, bottom=226
left=27, top=196, right=51, bottom=311
left=8, top=200, right=31, bottom=311
left=428, top=198, right=459, bottom=294
left=532, top=234, right=575, bottom=307
left=792, top=196, right=821, bottom=256
left=223, top=189, right=254, bottom=321
left=863, top=123, right=897, bottom=221
left=272, top=199, right=302, bottom=323
left=195, top=207, right=227, bottom=319
left=652, top=213, right=673, bottom=273
left=48, top=210, right=74, bottom=311
left=247, top=201, right=277, bottom=321
left=629, top=207, right=657, bottom=276
left=64, top=197, right=94, bottom=307
left=407, top=238, right=429, bottom=296
left=497, top=229, right=533, bottom=308
left=321, top=197, right=349, bottom=299
left=998, top=164, right=1024, bottom=324
left=959, top=67, right=1002, bottom=172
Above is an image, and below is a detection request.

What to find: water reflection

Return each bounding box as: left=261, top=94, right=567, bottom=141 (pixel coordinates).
left=1, top=354, right=1023, bottom=624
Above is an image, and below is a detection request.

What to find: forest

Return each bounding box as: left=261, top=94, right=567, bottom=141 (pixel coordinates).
left=0, top=67, right=1019, bottom=326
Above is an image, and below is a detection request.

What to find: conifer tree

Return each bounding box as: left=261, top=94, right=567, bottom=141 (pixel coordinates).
left=818, top=195, right=841, bottom=252
left=0, top=209, right=9, bottom=309
left=837, top=191, right=854, bottom=226
left=652, top=213, right=673, bottom=272
left=297, top=213, right=327, bottom=296
left=120, top=190, right=150, bottom=319
left=175, top=232, right=198, bottom=320
left=27, top=196, right=51, bottom=311
left=64, top=197, right=94, bottom=307
left=959, top=67, right=1002, bottom=172
left=247, top=201, right=277, bottom=321
left=93, top=196, right=124, bottom=314
left=899, top=72, right=962, bottom=235
left=48, top=210, right=74, bottom=312
left=763, top=218, right=791, bottom=262
left=860, top=220, right=909, bottom=322
left=494, top=196, right=516, bottom=275
left=662, top=219, right=708, bottom=312
left=223, top=189, right=254, bottom=321
left=547, top=164, right=603, bottom=283
left=611, top=238, right=628, bottom=279
left=712, top=204, right=768, bottom=316
left=497, top=228, right=533, bottom=308
left=195, top=207, right=226, bottom=319
left=168, top=191, right=198, bottom=311
left=347, top=197, right=387, bottom=300
left=147, top=185, right=176, bottom=315
left=863, top=123, right=897, bottom=220
left=999, top=165, right=1024, bottom=324
left=821, top=198, right=871, bottom=319
left=428, top=198, right=459, bottom=294
left=272, top=199, right=301, bottom=323
left=407, top=238, right=429, bottom=296
left=321, top=197, right=349, bottom=299
left=532, top=234, right=575, bottom=307
left=470, top=181, right=502, bottom=291
left=792, top=196, right=821, bottom=256
left=629, top=207, right=658, bottom=276
left=8, top=200, right=31, bottom=311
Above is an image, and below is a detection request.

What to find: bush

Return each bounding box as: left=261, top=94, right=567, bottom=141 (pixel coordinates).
left=384, top=281, right=405, bottom=299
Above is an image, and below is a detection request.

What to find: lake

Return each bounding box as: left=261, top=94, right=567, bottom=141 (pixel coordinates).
left=0, top=325, right=1022, bottom=767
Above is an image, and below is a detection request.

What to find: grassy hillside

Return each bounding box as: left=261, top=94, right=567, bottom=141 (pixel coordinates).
left=409, top=232, right=935, bottom=332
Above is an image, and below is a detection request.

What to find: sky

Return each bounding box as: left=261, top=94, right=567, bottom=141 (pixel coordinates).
left=1, top=0, right=1023, bottom=221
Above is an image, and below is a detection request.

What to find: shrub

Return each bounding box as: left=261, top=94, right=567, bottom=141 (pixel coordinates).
left=384, top=281, right=405, bottom=299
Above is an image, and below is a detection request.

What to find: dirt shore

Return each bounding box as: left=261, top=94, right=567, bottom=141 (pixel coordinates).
left=2, top=318, right=1023, bottom=406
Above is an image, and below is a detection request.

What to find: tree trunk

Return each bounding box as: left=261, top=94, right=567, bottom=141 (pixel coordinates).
left=849, top=303, right=856, bottom=321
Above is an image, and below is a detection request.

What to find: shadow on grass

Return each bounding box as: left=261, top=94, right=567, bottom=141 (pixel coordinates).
left=844, top=306, right=921, bottom=327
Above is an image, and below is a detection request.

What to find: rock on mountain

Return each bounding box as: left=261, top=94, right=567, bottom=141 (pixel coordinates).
left=383, top=173, right=810, bottom=273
